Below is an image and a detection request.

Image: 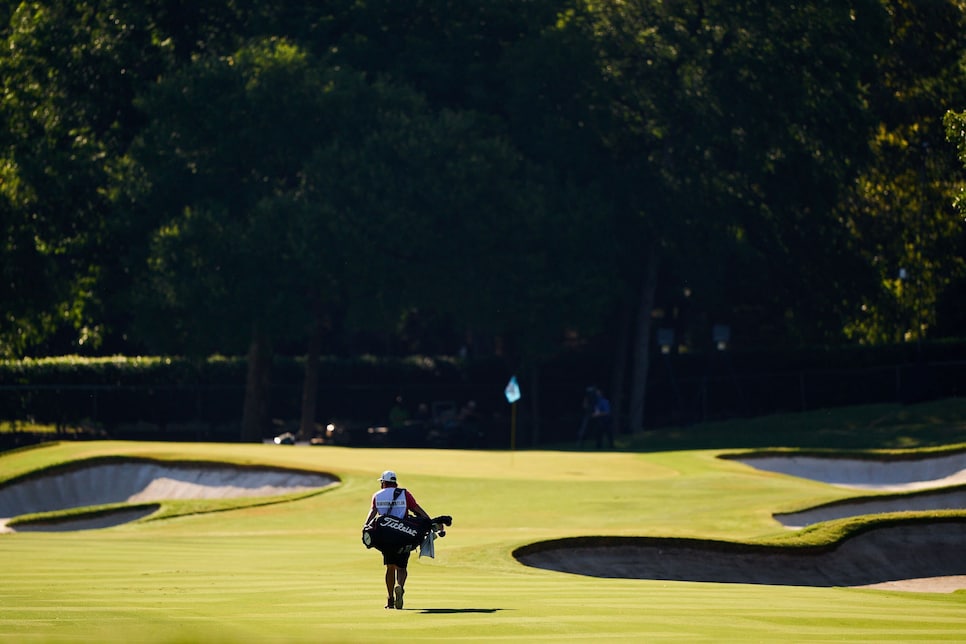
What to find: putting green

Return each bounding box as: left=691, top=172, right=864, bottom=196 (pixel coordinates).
left=1, top=441, right=964, bottom=642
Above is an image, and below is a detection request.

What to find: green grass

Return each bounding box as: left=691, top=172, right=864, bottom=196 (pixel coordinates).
left=615, top=397, right=966, bottom=451
left=1, top=401, right=965, bottom=642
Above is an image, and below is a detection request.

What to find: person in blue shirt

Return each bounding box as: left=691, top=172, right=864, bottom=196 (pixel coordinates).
left=589, top=387, right=613, bottom=449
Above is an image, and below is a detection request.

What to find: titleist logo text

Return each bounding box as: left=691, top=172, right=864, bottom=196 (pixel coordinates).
left=383, top=517, right=418, bottom=536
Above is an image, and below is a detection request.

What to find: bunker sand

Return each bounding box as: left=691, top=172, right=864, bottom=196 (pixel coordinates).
left=0, top=461, right=336, bottom=532
left=516, top=521, right=966, bottom=591
left=518, top=452, right=966, bottom=593
left=731, top=451, right=966, bottom=491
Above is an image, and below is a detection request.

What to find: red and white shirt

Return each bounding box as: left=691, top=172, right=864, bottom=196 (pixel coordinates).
left=371, top=487, right=417, bottom=519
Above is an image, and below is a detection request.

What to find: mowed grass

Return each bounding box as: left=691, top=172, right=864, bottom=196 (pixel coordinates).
left=1, top=403, right=965, bottom=642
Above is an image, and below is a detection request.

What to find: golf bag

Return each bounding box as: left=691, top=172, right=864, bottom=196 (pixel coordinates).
left=362, top=514, right=453, bottom=554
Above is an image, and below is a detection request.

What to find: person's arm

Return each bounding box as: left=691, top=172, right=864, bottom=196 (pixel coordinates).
left=404, top=490, right=431, bottom=520
left=364, top=497, right=378, bottom=526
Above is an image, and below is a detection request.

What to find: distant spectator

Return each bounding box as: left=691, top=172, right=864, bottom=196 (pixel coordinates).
left=389, top=396, right=409, bottom=429
left=414, top=402, right=431, bottom=424
left=459, top=400, right=482, bottom=448
left=579, top=387, right=613, bottom=449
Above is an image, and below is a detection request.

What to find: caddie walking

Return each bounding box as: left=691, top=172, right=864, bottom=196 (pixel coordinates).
left=364, top=470, right=432, bottom=609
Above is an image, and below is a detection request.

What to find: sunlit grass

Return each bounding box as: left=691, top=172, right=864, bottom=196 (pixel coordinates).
left=1, top=418, right=964, bottom=642
left=2, top=400, right=964, bottom=641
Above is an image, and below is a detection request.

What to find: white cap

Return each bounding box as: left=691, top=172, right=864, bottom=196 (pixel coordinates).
left=378, top=470, right=397, bottom=483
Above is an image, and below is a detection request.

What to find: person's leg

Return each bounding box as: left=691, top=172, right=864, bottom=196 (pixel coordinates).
left=394, top=554, right=410, bottom=609
left=576, top=416, right=587, bottom=448
left=385, top=565, right=396, bottom=607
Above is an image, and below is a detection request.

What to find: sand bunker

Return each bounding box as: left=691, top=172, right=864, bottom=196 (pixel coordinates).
left=775, top=487, right=966, bottom=528
left=732, top=451, right=966, bottom=529
left=0, top=461, right=336, bottom=532
left=731, top=451, right=966, bottom=491
left=515, top=520, right=966, bottom=591
left=516, top=452, right=966, bottom=593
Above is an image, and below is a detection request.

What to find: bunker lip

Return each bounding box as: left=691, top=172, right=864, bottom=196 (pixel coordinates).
left=9, top=505, right=161, bottom=532
left=0, top=459, right=337, bottom=533
left=514, top=519, right=966, bottom=593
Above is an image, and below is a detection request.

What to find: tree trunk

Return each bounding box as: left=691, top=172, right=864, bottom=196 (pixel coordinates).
left=299, top=306, right=324, bottom=440
left=528, top=366, right=540, bottom=447
left=627, top=248, right=661, bottom=433
left=241, top=322, right=273, bottom=443
left=610, top=303, right=632, bottom=434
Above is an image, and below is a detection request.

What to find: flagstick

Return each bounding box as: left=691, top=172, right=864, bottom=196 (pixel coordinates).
left=510, top=400, right=517, bottom=452
left=504, top=375, right=520, bottom=466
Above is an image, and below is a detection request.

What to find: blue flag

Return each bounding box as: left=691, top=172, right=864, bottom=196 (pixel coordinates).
left=504, top=375, right=521, bottom=404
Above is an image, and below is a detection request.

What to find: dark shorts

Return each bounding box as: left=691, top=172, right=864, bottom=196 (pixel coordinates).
left=382, top=549, right=411, bottom=569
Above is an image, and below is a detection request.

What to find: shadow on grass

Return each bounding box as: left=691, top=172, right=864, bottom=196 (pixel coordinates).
left=417, top=608, right=506, bottom=614
left=619, top=398, right=966, bottom=452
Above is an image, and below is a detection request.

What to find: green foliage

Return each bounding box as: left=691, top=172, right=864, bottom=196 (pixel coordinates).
left=2, top=1, right=966, bottom=441
left=0, top=355, right=228, bottom=386
left=0, top=353, right=487, bottom=428
left=0, top=353, right=477, bottom=388
left=946, top=109, right=966, bottom=214
left=127, top=38, right=349, bottom=353
left=573, top=0, right=892, bottom=344
left=840, top=1, right=966, bottom=344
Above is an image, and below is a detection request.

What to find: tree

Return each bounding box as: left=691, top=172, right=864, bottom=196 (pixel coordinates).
left=946, top=110, right=966, bottom=214
left=940, top=108, right=966, bottom=335
left=128, top=34, right=573, bottom=440
left=281, top=0, right=622, bottom=441
left=129, top=39, right=354, bottom=440
left=567, top=0, right=889, bottom=430
left=841, top=0, right=966, bottom=343
left=0, top=0, right=270, bottom=357
left=0, top=1, right=158, bottom=355
left=293, top=78, right=614, bottom=441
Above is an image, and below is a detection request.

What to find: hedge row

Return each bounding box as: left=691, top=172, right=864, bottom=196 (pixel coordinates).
left=4, top=340, right=960, bottom=389
left=0, top=355, right=513, bottom=433
left=0, top=354, right=512, bottom=388
left=1, top=341, right=963, bottom=438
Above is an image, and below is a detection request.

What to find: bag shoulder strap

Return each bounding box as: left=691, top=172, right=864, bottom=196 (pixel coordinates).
left=383, top=487, right=403, bottom=516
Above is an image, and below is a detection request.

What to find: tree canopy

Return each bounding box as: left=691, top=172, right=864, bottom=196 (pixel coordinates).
left=2, top=0, right=964, bottom=438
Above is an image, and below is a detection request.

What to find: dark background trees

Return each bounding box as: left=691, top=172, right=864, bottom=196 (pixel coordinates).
left=2, top=0, right=964, bottom=441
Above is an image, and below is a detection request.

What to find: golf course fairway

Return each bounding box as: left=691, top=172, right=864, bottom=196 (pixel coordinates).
left=1, top=439, right=964, bottom=642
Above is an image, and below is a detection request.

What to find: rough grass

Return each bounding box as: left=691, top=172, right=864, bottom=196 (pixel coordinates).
left=1, top=400, right=965, bottom=642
